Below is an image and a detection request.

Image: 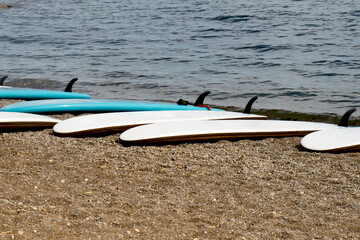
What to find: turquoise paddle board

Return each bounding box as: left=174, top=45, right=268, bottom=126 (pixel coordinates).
left=0, top=91, right=230, bottom=114
left=0, top=99, right=220, bottom=113
left=0, top=76, right=90, bottom=99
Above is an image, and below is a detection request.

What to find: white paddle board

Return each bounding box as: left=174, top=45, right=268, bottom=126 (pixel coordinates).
left=301, top=127, right=360, bottom=152
left=119, top=119, right=339, bottom=145
left=53, top=110, right=267, bottom=137
left=0, top=112, right=60, bottom=129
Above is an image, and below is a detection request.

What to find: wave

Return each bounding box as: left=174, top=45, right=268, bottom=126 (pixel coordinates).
left=231, top=44, right=292, bottom=52
left=210, top=15, right=253, bottom=23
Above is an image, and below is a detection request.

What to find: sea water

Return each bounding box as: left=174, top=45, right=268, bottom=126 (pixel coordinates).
left=0, top=0, right=359, bottom=116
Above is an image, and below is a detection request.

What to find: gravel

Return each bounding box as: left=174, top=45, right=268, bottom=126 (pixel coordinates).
left=0, top=99, right=359, bottom=239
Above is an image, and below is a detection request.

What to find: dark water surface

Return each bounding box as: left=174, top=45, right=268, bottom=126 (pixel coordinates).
left=0, top=0, right=359, bottom=116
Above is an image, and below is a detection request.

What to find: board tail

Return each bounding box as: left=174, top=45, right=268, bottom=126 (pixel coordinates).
left=338, top=108, right=356, bottom=127
left=0, top=76, right=8, bottom=86
left=64, top=78, right=78, bottom=92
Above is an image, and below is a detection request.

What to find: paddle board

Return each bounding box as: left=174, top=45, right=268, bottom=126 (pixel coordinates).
left=53, top=110, right=267, bottom=137
left=0, top=76, right=90, bottom=99
left=0, top=90, right=227, bottom=113
left=300, top=127, right=360, bottom=152
left=119, top=119, right=340, bottom=145
left=0, top=112, right=60, bottom=129
left=0, top=99, right=223, bottom=113
left=300, top=108, right=359, bottom=152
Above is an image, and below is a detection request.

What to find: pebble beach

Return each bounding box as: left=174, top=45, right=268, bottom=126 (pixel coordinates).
left=0, top=99, right=359, bottom=239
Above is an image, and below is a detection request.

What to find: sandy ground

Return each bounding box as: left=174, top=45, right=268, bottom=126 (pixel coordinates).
left=0, top=99, right=359, bottom=239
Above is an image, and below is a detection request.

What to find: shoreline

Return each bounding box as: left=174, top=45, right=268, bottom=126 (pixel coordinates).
left=0, top=99, right=359, bottom=238
left=2, top=98, right=359, bottom=123
left=250, top=108, right=359, bottom=126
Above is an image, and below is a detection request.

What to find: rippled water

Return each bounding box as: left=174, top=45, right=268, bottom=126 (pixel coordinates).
left=0, top=0, right=359, bottom=116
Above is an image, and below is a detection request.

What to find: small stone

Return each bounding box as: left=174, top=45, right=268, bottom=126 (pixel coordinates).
left=18, top=230, right=23, bottom=235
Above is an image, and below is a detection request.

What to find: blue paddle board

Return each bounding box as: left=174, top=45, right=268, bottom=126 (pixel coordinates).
left=0, top=77, right=90, bottom=99
left=0, top=99, right=222, bottom=113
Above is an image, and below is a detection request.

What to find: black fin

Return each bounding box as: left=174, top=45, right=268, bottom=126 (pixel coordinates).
left=338, top=108, right=356, bottom=127
left=0, top=76, right=8, bottom=86
left=243, top=96, right=258, bottom=114
left=64, top=78, right=78, bottom=92
left=194, top=91, right=211, bottom=106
